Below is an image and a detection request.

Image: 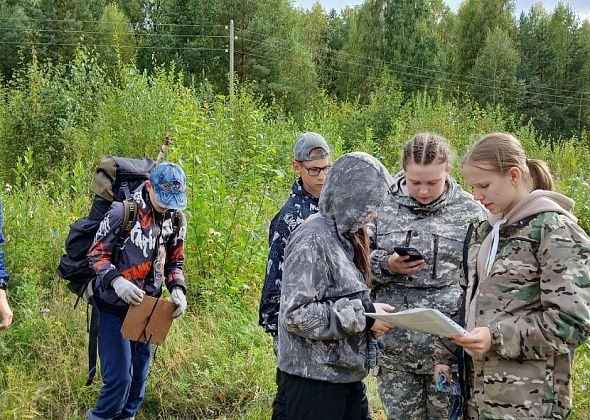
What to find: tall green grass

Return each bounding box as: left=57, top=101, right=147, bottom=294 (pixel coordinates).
left=0, top=53, right=589, bottom=418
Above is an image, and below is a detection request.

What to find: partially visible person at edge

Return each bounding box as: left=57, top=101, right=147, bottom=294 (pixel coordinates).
left=434, top=132, right=590, bottom=419
left=85, top=162, right=188, bottom=420
left=0, top=195, right=12, bottom=330
left=278, top=152, right=396, bottom=419
left=368, top=133, right=486, bottom=419
left=258, top=132, right=334, bottom=419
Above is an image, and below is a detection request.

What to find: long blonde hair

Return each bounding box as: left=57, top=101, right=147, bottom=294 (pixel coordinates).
left=463, top=132, right=554, bottom=191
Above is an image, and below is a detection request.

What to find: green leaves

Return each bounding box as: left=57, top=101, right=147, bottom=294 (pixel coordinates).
left=1, top=27, right=590, bottom=417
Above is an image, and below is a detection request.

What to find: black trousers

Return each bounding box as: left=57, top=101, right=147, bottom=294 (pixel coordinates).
left=272, top=368, right=287, bottom=420
left=280, top=371, right=370, bottom=420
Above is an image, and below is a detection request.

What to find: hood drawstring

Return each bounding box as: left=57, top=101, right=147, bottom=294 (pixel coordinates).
left=485, top=217, right=506, bottom=275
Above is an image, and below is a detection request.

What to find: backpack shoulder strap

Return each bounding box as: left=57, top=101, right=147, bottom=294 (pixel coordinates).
left=171, top=210, right=183, bottom=236
left=462, top=222, right=475, bottom=290
left=86, top=303, right=99, bottom=386
left=121, top=198, right=138, bottom=239
left=113, top=198, right=138, bottom=255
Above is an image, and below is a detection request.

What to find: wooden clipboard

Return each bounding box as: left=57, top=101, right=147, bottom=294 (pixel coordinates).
left=121, top=295, right=176, bottom=344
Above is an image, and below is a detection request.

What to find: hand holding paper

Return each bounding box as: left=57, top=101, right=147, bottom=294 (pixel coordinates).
left=370, top=303, right=395, bottom=338
left=373, top=302, right=395, bottom=314
left=449, top=326, right=491, bottom=357
left=366, top=308, right=466, bottom=338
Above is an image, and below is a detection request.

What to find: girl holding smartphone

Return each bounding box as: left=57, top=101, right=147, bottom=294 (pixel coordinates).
left=369, top=133, right=486, bottom=419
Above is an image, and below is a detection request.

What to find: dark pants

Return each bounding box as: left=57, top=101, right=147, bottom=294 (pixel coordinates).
left=281, top=371, right=368, bottom=420
left=272, top=368, right=287, bottom=419
left=87, top=310, right=152, bottom=420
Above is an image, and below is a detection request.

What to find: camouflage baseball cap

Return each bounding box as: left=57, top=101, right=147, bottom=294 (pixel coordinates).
left=293, top=132, right=331, bottom=161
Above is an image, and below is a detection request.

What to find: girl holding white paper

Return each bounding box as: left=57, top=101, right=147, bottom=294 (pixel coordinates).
left=436, top=132, right=590, bottom=419
left=278, top=152, right=395, bottom=419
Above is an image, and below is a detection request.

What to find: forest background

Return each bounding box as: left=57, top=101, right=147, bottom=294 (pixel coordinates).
left=1, top=0, right=590, bottom=418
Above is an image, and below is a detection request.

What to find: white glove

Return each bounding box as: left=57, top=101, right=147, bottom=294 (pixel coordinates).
left=171, top=287, right=187, bottom=318
left=112, top=276, right=144, bottom=305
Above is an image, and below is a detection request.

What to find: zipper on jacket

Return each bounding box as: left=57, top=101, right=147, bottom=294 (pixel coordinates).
left=404, top=230, right=412, bottom=246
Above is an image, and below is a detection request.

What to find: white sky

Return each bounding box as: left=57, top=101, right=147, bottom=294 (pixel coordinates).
left=292, top=0, right=590, bottom=21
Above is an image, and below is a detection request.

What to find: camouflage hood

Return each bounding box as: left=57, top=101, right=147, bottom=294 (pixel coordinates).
left=479, top=189, right=577, bottom=280
left=470, top=189, right=579, bottom=331
left=389, top=170, right=458, bottom=214
left=319, top=152, right=392, bottom=239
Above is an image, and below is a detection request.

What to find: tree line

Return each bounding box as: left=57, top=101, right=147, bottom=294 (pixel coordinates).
left=1, top=0, right=589, bottom=140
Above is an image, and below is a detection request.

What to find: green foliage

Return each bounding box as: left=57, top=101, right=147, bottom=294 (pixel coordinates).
left=573, top=343, right=590, bottom=418
left=456, top=0, right=515, bottom=77
left=1, top=55, right=590, bottom=418
left=0, top=1, right=28, bottom=78
left=0, top=49, right=109, bottom=182
left=96, top=3, right=135, bottom=73
left=563, top=177, right=590, bottom=233
left=517, top=3, right=590, bottom=139
left=87, top=63, right=193, bottom=160
left=171, top=88, right=295, bottom=300
left=1, top=0, right=590, bottom=138
left=233, top=0, right=320, bottom=116
left=335, top=1, right=387, bottom=100
left=379, top=0, right=447, bottom=94
left=471, top=27, right=524, bottom=110
left=20, top=0, right=107, bottom=66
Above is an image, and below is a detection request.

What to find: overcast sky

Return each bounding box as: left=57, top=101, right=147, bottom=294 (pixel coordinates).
left=292, top=0, right=590, bottom=21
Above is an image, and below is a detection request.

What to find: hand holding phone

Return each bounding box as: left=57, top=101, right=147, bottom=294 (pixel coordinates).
left=394, top=246, right=426, bottom=262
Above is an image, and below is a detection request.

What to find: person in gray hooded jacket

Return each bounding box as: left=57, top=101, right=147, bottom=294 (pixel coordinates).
left=278, top=152, right=395, bottom=419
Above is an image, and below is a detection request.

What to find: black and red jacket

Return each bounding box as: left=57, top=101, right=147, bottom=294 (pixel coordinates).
left=88, top=184, right=186, bottom=315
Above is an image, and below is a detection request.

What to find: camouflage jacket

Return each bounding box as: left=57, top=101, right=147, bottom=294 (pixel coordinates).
left=458, top=193, right=590, bottom=419
left=258, top=178, right=319, bottom=333
left=369, top=172, right=486, bottom=372
left=278, top=152, right=391, bottom=383
left=0, top=197, right=9, bottom=290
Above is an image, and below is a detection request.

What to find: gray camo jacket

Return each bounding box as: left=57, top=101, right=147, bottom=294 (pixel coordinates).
left=278, top=152, right=392, bottom=383
left=369, top=171, right=486, bottom=372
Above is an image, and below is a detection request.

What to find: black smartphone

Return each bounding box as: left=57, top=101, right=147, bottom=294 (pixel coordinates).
left=393, top=246, right=426, bottom=262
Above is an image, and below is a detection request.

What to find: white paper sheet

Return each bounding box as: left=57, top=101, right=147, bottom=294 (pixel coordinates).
left=366, top=308, right=467, bottom=337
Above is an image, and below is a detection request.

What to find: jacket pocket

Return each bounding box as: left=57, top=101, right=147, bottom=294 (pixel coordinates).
left=375, top=229, right=409, bottom=253
left=434, top=231, right=465, bottom=282
left=324, top=338, right=365, bottom=369
left=480, top=356, right=554, bottom=418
